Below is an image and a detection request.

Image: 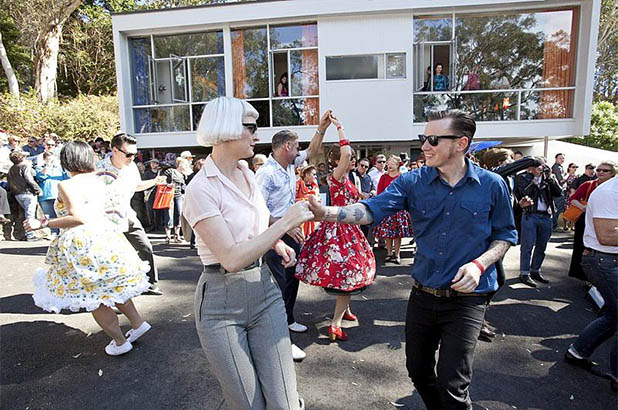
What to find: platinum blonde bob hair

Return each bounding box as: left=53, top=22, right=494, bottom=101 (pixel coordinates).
left=196, top=96, right=259, bottom=146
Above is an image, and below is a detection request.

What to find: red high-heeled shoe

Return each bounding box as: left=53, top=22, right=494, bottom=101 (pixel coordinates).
left=343, top=311, right=358, bottom=321
left=328, top=325, right=347, bottom=342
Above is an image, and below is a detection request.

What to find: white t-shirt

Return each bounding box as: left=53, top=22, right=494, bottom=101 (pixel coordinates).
left=583, top=176, right=618, bottom=254
left=368, top=167, right=385, bottom=189
left=183, top=156, right=270, bottom=265
left=95, top=157, right=142, bottom=232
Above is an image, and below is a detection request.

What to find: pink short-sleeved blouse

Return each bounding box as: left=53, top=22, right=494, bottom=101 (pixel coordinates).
left=183, top=156, right=270, bottom=265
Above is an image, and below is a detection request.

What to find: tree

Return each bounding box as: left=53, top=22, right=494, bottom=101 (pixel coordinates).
left=595, top=0, right=618, bottom=102
left=566, top=101, right=618, bottom=151
left=0, top=12, right=31, bottom=96
left=0, top=30, right=19, bottom=97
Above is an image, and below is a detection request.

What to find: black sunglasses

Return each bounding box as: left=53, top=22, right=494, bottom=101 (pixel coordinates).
left=376, top=160, right=386, bottom=163
left=418, top=134, right=463, bottom=146
left=116, top=147, right=137, bottom=158
left=243, top=123, right=258, bottom=135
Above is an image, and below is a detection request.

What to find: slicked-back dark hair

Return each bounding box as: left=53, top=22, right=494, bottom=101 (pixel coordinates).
left=111, top=132, right=137, bottom=149
left=60, top=141, right=95, bottom=173
left=427, top=109, right=476, bottom=149
left=271, top=130, right=298, bottom=151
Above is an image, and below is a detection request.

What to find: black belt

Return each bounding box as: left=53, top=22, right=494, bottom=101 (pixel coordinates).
left=412, top=279, right=490, bottom=298
left=583, top=248, right=618, bottom=257
left=204, top=259, right=262, bottom=274
left=525, top=210, right=551, bottom=216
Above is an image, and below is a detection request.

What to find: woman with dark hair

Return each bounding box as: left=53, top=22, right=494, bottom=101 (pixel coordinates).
left=563, top=163, right=579, bottom=231
left=276, top=72, right=289, bottom=97
left=433, top=63, right=449, bottom=91
left=295, top=165, right=320, bottom=237
left=296, top=114, right=376, bottom=342
left=162, top=157, right=187, bottom=243
left=25, top=141, right=151, bottom=356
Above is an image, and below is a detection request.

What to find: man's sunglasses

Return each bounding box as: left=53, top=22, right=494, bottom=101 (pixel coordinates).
left=418, top=134, right=463, bottom=146
left=358, top=164, right=369, bottom=168
left=376, top=160, right=386, bottom=163
left=243, top=123, right=258, bottom=135
left=116, top=147, right=137, bottom=158
left=596, top=168, right=612, bottom=173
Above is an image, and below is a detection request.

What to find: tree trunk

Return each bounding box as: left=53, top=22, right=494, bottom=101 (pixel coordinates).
left=33, top=0, right=82, bottom=103
left=0, top=31, right=19, bottom=98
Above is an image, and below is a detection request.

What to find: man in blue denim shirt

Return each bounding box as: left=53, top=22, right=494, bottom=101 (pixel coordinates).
left=308, top=110, right=517, bottom=410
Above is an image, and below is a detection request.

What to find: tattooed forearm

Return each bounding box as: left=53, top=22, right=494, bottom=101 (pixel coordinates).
left=327, top=203, right=373, bottom=225
left=476, top=240, right=511, bottom=268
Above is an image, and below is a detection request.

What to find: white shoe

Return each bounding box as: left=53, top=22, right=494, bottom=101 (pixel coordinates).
left=125, top=321, right=151, bottom=343
left=291, top=344, right=306, bottom=362
left=288, top=322, right=308, bottom=333
left=105, top=340, right=133, bottom=356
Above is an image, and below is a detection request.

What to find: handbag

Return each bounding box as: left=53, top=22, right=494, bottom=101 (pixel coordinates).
left=563, top=182, right=594, bottom=223
left=152, top=185, right=174, bottom=210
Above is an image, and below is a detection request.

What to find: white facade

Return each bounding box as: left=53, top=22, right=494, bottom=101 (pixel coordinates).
left=111, top=0, right=601, bottom=150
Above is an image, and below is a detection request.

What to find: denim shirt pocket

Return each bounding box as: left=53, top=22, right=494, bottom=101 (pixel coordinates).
left=458, top=200, right=491, bottom=236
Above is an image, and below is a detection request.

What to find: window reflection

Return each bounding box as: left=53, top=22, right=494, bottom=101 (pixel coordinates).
left=129, top=38, right=152, bottom=106
left=270, top=24, right=318, bottom=49
left=414, top=16, right=453, bottom=42
left=191, top=57, right=225, bottom=102
left=134, top=106, right=190, bottom=133
left=289, top=50, right=318, bottom=96
left=232, top=27, right=269, bottom=99
left=520, top=90, right=574, bottom=119
left=153, top=31, right=223, bottom=58
left=414, top=93, right=518, bottom=122
left=272, top=98, right=319, bottom=126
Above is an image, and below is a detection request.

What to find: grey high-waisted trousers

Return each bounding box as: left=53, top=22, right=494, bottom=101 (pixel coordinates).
left=194, top=264, right=300, bottom=410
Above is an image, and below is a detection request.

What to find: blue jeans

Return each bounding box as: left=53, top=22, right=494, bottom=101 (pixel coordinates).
left=39, top=199, right=59, bottom=235
left=552, top=195, right=565, bottom=228
left=573, top=252, right=617, bottom=378
left=15, top=193, right=38, bottom=239
left=520, top=213, right=553, bottom=276
left=163, top=196, right=182, bottom=229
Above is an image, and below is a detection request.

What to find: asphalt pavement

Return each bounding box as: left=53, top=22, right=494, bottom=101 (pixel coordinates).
left=1, top=231, right=615, bottom=410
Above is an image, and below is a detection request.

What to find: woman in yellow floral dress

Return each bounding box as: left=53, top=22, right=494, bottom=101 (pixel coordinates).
left=25, top=141, right=151, bottom=356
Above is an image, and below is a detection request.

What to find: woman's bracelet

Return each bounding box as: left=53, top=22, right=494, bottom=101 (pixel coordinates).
left=40, top=217, right=49, bottom=229
left=336, top=125, right=344, bottom=131
left=339, top=139, right=350, bottom=147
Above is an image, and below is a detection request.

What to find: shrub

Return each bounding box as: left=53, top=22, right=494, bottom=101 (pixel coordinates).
left=0, top=92, right=120, bottom=141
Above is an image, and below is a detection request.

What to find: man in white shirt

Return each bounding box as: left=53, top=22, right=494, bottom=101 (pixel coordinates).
left=255, top=111, right=331, bottom=362
left=96, top=133, right=166, bottom=295
left=565, top=173, right=617, bottom=391
left=368, top=154, right=386, bottom=189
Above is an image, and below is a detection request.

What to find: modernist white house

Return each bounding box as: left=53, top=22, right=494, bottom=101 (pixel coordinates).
left=111, top=0, right=601, bottom=156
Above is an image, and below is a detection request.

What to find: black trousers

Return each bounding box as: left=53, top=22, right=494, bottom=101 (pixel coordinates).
left=405, top=288, right=487, bottom=410
left=123, top=221, right=158, bottom=284
left=264, top=233, right=301, bottom=325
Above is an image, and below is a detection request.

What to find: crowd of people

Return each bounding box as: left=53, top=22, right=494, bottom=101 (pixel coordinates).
left=2, top=99, right=616, bottom=410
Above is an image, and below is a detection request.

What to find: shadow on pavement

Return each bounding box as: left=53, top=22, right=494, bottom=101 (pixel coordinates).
left=0, top=246, right=49, bottom=256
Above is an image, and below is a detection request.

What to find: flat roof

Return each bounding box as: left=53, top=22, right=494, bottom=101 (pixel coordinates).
left=111, top=0, right=286, bottom=16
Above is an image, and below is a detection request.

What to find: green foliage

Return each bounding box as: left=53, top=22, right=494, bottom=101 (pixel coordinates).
left=0, top=11, right=32, bottom=93
left=0, top=92, right=119, bottom=141
left=595, top=0, right=618, bottom=102
left=565, top=101, right=618, bottom=151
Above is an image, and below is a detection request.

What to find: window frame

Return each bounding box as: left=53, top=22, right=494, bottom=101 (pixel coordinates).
left=324, top=52, right=408, bottom=82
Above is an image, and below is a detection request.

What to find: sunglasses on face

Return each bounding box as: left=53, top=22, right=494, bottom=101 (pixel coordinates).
left=243, top=123, right=258, bottom=135
left=596, top=168, right=612, bottom=173
left=359, top=164, right=369, bottom=168
left=116, top=147, right=137, bottom=158
left=418, top=134, right=463, bottom=146
left=377, top=160, right=386, bottom=163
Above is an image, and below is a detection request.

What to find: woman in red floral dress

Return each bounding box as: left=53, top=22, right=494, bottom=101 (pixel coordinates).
left=296, top=114, right=375, bottom=342
left=372, top=155, right=413, bottom=264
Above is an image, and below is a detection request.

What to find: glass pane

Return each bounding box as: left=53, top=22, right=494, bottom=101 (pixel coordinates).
left=153, top=60, right=173, bottom=104
left=247, top=100, right=271, bottom=128
left=272, top=98, right=319, bottom=126
left=192, top=104, right=205, bottom=131
left=232, top=27, right=269, bottom=99
left=191, top=57, right=225, bottom=102
left=133, top=106, right=190, bottom=133
left=290, top=49, right=319, bottom=96
left=455, top=9, right=576, bottom=91
left=153, top=31, right=223, bottom=58
left=520, top=90, right=574, bottom=119
left=270, top=23, right=317, bottom=49
left=413, top=92, right=517, bottom=122
left=387, top=53, right=406, bottom=78
left=129, top=38, right=152, bottom=105
left=414, top=16, right=453, bottom=42
left=326, top=55, right=380, bottom=80
left=171, top=58, right=188, bottom=103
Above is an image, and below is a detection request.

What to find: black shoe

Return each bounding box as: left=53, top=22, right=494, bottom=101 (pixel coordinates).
left=143, top=285, right=163, bottom=296
left=519, top=275, right=537, bottom=287
left=478, top=324, right=496, bottom=342
left=531, top=271, right=549, bottom=284
left=564, top=350, right=598, bottom=370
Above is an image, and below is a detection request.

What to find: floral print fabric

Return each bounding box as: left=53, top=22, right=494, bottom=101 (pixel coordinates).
left=33, top=199, right=150, bottom=313
left=296, top=175, right=375, bottom=292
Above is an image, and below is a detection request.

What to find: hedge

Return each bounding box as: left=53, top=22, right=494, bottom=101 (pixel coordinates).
left=0, top=92, right=120, bottom=141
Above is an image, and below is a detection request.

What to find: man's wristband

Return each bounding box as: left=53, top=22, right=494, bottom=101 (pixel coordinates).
left=471, top=259, right=485, bottom=275
left=315, top=128, right=325, bottom=136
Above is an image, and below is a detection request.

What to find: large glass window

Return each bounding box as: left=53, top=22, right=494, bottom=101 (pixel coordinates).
left=413, top=8, right=578, bottom=122
left=232, top=22, right=319, bottom=127
left=129, top=30, right=226, bottom=134
left=325, top=53, right=406, bottom=81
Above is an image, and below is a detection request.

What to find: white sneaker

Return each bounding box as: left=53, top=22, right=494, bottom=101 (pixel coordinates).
left=291, top=344, right=306, bottom=362
left=105, top=340, right=133, bottom=356
left=288, top=322, right=308, bottom=333
left=125, top=321, right=151, bottom=343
